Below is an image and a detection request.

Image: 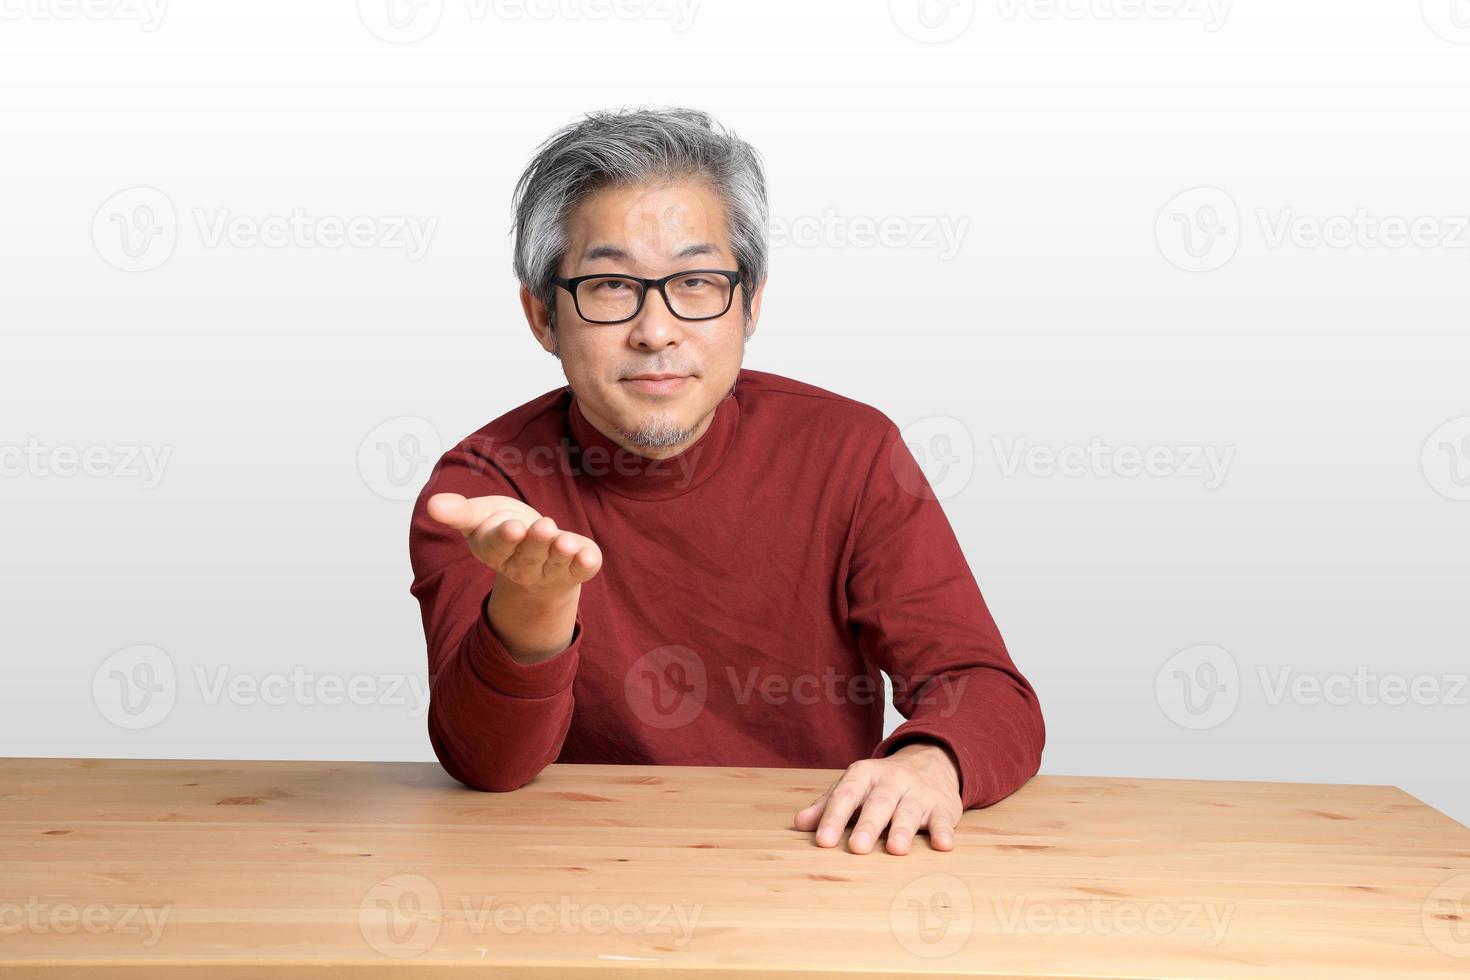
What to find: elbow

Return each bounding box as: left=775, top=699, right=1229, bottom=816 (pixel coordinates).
left=431, top=741, right=537, bottom=793
left=1019, top=677, right=1047, bottom=776
left=427, top=714, right=540, bottom=794
left=455, top=769, right=534, bottom=794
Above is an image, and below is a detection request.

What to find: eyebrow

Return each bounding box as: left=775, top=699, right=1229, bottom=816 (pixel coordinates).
left=579, top=242, right=720, bottom=264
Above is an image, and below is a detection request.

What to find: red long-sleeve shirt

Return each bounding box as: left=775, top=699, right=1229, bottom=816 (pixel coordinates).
left=407, top=368, right=1044, bottom=809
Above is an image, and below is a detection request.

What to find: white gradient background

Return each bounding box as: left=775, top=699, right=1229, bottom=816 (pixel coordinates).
left=1, top=1, right=1467, bottom=826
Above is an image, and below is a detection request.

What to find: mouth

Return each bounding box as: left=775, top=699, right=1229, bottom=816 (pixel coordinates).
left=621, top=373, right=693, bottom=396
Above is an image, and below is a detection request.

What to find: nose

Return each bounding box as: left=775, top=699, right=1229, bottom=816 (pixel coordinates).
left=626, top=286, right=683, bottom=351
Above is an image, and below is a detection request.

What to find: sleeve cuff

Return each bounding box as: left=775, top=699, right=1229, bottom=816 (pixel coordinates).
left=462, top=597, right=582, bottom=701
left=872, top=724, right=986, bottom=811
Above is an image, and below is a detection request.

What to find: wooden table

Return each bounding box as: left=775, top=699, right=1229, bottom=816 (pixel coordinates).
left=2, top=758, right=1467, bottom=978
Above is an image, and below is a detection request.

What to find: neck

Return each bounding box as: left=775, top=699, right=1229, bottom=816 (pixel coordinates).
left=565, top=375, right=744, bottom=502
left=575, top=375, right=747, bottom=459
left=576, top=400, right=711, bottom=460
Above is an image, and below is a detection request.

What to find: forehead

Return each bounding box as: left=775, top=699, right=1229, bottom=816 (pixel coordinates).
left=563, top=178, right=733, bottom=271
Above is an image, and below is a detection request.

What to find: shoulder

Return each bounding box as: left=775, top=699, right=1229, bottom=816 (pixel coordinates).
left=734, top=368, right=896, bottom=442
left=460, top=384, right=570, bottom=452
left=422, top=384, right=571, bottom=499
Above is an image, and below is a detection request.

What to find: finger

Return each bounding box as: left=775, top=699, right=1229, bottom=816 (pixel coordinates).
left=426, top=492, right=473, bottom=531
left=429, top=493, right=527, bottom=535
left=885, top=796, right=929, bottom=855
left=429, top=490, right=517, bottom=537
left=542, top=532, right=582, bottom=571
left=793, top=791, right=831, bottom=831
left=503, top=516, right=558, bottom=577
left=567, top=545, right=602, bottom=583
left=848, top=784, right=902, bottom=854
left=796, top=775, right=844, bottom=830
left=815, top=769, right=873, bottom=848
left=927, top=810, right=959, bottom=851
left=466, top=512, right=528, bottom=568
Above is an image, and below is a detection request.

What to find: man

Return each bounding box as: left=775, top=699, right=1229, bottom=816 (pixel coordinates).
left=409, top=106, right=1044, bottom=856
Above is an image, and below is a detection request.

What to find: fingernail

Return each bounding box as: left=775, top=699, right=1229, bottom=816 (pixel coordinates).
left=890, top=834, right=907, bottom=848
left=851, top=832, right=870, bottom=848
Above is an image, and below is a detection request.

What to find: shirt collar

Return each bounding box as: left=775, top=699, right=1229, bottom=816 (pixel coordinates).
left=565, top=378, right=741, bottom=501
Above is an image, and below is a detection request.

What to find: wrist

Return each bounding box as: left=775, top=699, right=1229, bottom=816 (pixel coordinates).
left=889, top=738, right=961, bottom=785
left=484, top=578, right=580, bottom=665
left=487, top=576, right=580, bottom=617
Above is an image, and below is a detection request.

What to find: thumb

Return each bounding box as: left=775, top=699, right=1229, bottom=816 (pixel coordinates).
left=428, top=493, right=530, bottom=537
left=426, top=492, right=475, bottom=532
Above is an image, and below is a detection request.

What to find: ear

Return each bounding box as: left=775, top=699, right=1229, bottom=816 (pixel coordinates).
left=521, top=285, right=557, bottom=355
left=743, top=275, right=766, bottom=341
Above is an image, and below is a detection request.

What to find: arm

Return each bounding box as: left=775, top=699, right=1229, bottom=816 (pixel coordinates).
left=408, top=444, right=600, bottom=792
left=852, top=419, right=1046, bottom=811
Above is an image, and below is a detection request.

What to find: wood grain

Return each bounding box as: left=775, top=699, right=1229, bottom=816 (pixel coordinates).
left=2, top=758, right=1467, bottom=978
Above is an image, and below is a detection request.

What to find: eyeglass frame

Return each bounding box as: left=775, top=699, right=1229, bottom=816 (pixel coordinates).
left=550, top=269, right=743, bottom=324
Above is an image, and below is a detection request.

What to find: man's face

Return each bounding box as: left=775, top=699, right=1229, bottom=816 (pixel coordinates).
left=523, top=178, right=763, bottom=460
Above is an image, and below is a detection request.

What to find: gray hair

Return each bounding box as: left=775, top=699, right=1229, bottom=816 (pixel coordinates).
left=511, top=106, right=769, bottom=337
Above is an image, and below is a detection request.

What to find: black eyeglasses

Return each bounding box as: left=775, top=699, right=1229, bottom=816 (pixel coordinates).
left=551, top=269, right=742, bottom=324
